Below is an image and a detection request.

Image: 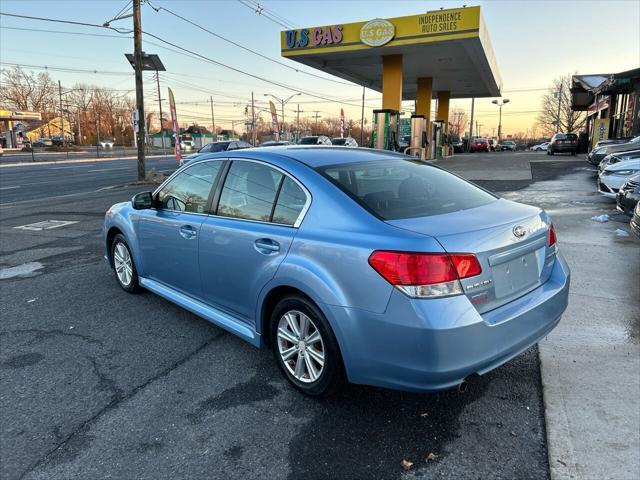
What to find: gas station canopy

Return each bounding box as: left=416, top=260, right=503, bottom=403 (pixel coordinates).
left=280, top=6, right=501, bottom=100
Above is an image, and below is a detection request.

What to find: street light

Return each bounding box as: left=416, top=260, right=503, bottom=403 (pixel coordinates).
left=491, top=98, right=510, bottom=141
left=263, top=93, right=301, bottom=138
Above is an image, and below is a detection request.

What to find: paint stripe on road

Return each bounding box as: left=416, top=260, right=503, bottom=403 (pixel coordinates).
left=87, top=167, right=132, bottom=173
left=0, top=186, right=21, bottom=190
left=50, top=165, right=96, bottom=169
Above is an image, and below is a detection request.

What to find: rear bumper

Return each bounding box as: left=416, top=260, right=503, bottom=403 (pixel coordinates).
left=325, top=252, right=570, bottom=392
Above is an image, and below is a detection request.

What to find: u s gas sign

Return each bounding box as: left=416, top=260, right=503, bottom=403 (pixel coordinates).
left=360, top=19, right=395, bottom=47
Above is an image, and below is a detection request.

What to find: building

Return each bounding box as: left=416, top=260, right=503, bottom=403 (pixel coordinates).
left=571, top=68, right=640, bottom=147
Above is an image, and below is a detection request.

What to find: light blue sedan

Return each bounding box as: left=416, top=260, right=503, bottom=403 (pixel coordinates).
left=103, top=147, right=570, bottom=396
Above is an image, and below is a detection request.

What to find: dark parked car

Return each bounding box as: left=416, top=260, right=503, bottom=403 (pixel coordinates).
left=259, top=141, right=292, bottom=147
left=631, top=202, right=640, bottom=238
left=469, top=137, right=489, bottom=152
left=331, top=137, right=358, bottom=147
left=183, top=140, right=251, bottom=162
left=587, top=136, right=640, bottom=166
left=298, top=135, right=332, bottom=145
left=449, top=136, right=464, bottom=153
left=547, top=133, right=578, bottom=155
left=500, top=140, right=517, bottom=151
left=616, top=173, right=640, bottom=215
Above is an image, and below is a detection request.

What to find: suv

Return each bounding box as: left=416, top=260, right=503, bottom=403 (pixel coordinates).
left=548, top=133, right=578, bottom=156
left=449, top=136, right=464, bottom=153
left=298, top=135, right=332, bottom=145
left=183, top=140, right=251, bottom=162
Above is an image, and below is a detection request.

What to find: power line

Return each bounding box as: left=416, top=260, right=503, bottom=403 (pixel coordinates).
left=236, top=0, right=293, bottom=29
left=145, top=1, right=353, bottom=87
left=244, top=0, right=298, bottom=29
left=0, top=25, right=132, bottom=38
left=0, top=61, right=133, bottom=76
left=0, top=12, right=132, bottom=34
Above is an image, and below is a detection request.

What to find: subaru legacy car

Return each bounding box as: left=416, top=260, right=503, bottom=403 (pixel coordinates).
left=104, top=147, right=570, bottom=396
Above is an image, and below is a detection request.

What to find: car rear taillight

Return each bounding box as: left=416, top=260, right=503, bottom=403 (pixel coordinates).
left=368, top=251, right=482, bottom=298
left=547, top=224, right=557, bottom=247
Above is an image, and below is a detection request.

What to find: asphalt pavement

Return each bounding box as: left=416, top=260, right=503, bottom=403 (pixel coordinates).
left=0, top=151, right=638, bottom=480
left=0, top=156, right=179, bottom=204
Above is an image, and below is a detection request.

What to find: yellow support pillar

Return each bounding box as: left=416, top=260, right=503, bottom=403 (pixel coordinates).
left=436, top=91, right=450, bottom=131
left=415, top=77, right=432, bottom=118
left=382, top=55, right=403, bottom=111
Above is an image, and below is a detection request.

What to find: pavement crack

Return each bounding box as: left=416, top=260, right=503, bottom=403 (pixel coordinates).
left=0, top=328, right=105, bottom=348
left=17, top=331, right=226, bottom=480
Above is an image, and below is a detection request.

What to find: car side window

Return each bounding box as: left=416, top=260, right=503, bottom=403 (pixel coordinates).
left=157, top=161, right=222, bottom=214
left=227, top=142, right=237, bottom=151
left=272, top=177, right=307, bottom=226
left=217, top=161, right=284, bottom=222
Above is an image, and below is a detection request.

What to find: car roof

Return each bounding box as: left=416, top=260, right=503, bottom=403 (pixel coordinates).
left=191, top=145, right=407, bottom=168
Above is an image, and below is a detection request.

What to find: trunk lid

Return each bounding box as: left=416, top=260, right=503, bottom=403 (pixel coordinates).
left=386, top=199, right=556, bottom=313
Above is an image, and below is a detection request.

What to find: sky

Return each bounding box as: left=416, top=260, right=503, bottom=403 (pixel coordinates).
left=1, top=0, right=638, bottom=138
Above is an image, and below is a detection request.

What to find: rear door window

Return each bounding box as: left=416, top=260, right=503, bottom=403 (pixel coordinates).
left=157, top=161, right=222, bottom=213
left=319, top=159, right=496, bottom=220
left=217, top=161, right=283, bottom=222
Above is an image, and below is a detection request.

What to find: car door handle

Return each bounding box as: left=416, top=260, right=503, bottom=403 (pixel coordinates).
left=179, top=225, right=197, bottom=239
left=254, top=238, right=280, bottom=254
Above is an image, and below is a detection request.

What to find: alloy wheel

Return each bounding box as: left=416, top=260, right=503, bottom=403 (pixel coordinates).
left=277, top=310, right=325, bottom=383
left=113, top=242, right=133, bottom=287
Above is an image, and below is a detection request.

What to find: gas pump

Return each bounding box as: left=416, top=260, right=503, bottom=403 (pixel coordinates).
left=372, top=109, right=400, bottom=151
left=406, top=114, right=428, bottom=160
left=432, top=120, right=445, bottom=159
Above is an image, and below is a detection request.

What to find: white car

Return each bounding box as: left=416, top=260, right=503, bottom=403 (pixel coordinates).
left=99, top=139, right=114, bottom=148
left=531, top=142, right=549, bottom=151
left=598, top=150, right=640, bottom=174
left=598, top=159, right=640, bottom=198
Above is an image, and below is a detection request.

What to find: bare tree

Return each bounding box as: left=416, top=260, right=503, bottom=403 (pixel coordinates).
left=0, top=65, right=56, bottom=112
left=448, top=108, right=469, bottom=137
left=536, top=74, right=586, bottom=136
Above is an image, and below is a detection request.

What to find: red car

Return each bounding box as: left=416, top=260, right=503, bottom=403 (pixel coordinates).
left=470, top=137, right=490, bottom=152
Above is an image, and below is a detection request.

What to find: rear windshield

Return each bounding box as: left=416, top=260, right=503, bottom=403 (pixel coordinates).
left=555, top=134, right=577, bottom=140
left=318, top=159, right=497, bottom=220
left=299, top=137, right=319, bottom=145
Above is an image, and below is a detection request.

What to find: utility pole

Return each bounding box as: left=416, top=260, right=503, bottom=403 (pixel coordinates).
left=360, top=85, right=365, bottom=147
left=155, top=71, right=165, bottom=154
left=210, top=96, right=216, bottom=141
left=293, top=104, right=304, bottom=142
left=468, top=97, right=475, bottom=151
left=312, top=111, right=321, bottom=134
left=280, top=100, right=286, bottom=139
left=251, top=91, right=256, bottom=146
left=555, top=82, right=563, bottom=133
left=58, top=80, right=65, bottom=144
left=133, top=0, right=145, bottom=181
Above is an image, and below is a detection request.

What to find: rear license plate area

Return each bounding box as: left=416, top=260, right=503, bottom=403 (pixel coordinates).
left=492, top=252, right=539, bottom=298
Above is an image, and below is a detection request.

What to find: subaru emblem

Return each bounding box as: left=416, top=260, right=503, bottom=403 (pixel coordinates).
left=513, top=225, right=526, bottom=238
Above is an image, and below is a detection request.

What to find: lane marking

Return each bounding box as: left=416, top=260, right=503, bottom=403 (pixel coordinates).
left=0, top=186, right=21, bottom=190
left=87, top=167, right=133, bottom=172
left=50, top=165, right=96, bottom=169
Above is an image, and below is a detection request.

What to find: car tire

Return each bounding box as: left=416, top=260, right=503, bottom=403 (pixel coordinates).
left=270, top=295, right=345, bottom=397
left=111, top=233, right=140, bottom=293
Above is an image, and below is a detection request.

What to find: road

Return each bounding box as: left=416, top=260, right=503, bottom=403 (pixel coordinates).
left=0, top=151, right=637, bottom=480
left=0, top=155, right=179, bottom=204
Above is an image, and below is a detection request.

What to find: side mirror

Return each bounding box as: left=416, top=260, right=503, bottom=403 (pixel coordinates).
left=132, top=191, right=154, bottom=210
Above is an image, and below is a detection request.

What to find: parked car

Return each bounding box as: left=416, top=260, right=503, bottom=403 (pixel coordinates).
left=587, top=135, right=640, bottom=166
left=449, top=136, right=465, bottom=153
left=51, top=136, right=64, bottom=147
left=298, top=135, right=332, bottom=145
left=547, top=133, right=578, bottom=156
left=499, top=140, right=517, bottom=151
left=598, top=150, right=640, bottom=174
left=616, top=173, right=640, bottom=215
left=487, top=139, right=498, bottom=151
left=469, top=137, right=490, bottom=152
left=630, top=202, right=640, bottom=238
left=598, top=159, right=640, bottom=198
left=259, top=141, right=292, bottom=147
left=99, top=139, right=115, bottom=149
left=331, top=137, right=358, bottom=147
left=594, top=137, right=633, bottom=149
left=531, top=142, right=549, bottom=151
left=398, top=134, right=411, bottom=151
left=103, top=147, right=569, bottom=396
left=183, top=140, right=251, bottom=162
